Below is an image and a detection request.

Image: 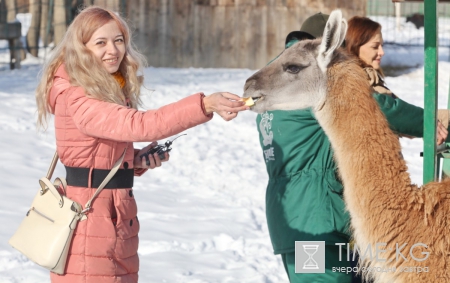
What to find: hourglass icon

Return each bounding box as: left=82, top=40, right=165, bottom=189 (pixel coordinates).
left=303, top=244, right=319, bottom=269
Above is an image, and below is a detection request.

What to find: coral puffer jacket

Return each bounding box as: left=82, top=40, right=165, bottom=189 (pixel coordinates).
left=49, top=65, right=212, bottom=283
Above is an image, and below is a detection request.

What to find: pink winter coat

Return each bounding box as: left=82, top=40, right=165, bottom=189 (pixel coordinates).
left=48, top=65, right=212, bottom=283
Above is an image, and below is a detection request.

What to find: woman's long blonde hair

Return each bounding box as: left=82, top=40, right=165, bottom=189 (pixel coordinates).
left=35, top=6, right=146, bottom=130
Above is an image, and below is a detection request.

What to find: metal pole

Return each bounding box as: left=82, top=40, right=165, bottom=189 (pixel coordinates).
left=440, top=76, right=450, bottom=180
left=423, top=0, right=439, bottom=183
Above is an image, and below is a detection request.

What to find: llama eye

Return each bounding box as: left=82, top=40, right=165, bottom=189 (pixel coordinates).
left=286, top=65, right=302, bottom=74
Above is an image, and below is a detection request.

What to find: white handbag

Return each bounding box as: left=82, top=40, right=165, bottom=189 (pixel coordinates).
left=9, top=150, right=126, bottom=274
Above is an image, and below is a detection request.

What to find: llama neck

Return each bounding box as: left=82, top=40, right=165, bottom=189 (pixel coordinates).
left=314, top=64, right=413, bottom=225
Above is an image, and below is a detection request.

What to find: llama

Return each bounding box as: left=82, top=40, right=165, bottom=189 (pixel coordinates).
left=243, top=10, right=450, bottom=283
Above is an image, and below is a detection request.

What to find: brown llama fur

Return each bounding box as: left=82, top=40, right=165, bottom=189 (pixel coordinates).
left=243, top=10, right=450, bottom=282
left=321, top=55, right=450, bottom=283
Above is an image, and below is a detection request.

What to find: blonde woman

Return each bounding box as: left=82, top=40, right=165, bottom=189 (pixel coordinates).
left=35, top=6, right=247, bottom=282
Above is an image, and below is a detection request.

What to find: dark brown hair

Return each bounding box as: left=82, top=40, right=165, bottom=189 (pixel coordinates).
left=346, top=16, right=382, bottom=57
left=345, top=16, right=384, bottom=75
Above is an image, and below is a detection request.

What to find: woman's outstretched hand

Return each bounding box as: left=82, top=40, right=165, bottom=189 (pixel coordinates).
left=203, top=92, right=249, bottom=121
left=134, top=141, right=170, bottom=169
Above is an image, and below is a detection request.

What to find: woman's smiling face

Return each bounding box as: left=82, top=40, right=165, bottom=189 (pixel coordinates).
left=85, top=20, right=125, bottom=74
left=359, top=30, right=384, bottom=70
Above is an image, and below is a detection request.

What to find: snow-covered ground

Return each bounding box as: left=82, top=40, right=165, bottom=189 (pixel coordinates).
left=1, top=14, right=450, bottom=283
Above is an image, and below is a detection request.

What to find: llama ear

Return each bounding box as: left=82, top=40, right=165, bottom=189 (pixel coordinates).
left=317, top=9, right=347, bottom=73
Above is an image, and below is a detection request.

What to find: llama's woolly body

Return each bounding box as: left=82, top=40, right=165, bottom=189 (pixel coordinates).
left=321, top=59, right=450, bottom=282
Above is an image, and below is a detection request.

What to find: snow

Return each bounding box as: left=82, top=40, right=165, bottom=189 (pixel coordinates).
left=1, top=14, right=450, bottom=283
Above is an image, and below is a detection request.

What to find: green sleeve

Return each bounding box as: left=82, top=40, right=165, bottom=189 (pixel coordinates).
left=373, top=93, right=424, bottom=137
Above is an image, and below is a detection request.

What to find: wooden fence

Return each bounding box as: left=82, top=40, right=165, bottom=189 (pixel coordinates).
left=4, top=0, right=366, bottom=69
left=127, top=0, right=366, bottom=69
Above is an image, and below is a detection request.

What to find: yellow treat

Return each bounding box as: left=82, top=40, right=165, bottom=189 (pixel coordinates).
left=242, top=97, right=255, bottom=107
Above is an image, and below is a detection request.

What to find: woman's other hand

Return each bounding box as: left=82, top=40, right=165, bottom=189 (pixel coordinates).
left=134, top=141, right=170, bottom=169
left=437, top=120, right=448, bottom=145
left=203, top=92, right=249, bottom=121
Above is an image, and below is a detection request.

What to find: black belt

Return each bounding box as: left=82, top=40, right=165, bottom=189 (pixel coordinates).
left=65, top=166, right=134, bottom=188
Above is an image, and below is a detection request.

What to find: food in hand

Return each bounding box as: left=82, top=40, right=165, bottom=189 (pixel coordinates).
left=241, top=97, right=255, bottom=107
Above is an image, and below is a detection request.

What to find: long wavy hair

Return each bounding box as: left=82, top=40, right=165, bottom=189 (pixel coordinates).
left=345, top=16, right=385, bottom=77
left=36, top=6, right=147, bottom=130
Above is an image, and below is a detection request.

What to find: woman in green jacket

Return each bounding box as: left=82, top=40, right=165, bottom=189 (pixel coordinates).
left=256, top=13, right=448, bottom=283
left=346, top=16, right=449, bottom=139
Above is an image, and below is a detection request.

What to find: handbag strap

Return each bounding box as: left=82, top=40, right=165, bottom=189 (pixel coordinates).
left=47, top=148, right=128, bottom=214
left=83, top=148, right=127, bottom=212
left=46, top=151, right=59, bottom=179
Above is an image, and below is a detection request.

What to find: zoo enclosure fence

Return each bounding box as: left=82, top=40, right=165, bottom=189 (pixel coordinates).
left=4, top=1, right=449, bottom=69
left=2, top=0, right=367, bottom=69
left=367, top=0, right=450, bottom=63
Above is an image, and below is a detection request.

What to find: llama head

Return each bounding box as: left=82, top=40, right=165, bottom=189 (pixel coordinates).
left=243, top=9, right=347, bottom=113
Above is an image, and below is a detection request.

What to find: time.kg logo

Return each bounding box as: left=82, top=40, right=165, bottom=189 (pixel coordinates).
left=295, top=241, right=325, bottom=273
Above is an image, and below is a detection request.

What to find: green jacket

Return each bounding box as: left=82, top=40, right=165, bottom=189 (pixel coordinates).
left=256, top=94, right=424, bottom=254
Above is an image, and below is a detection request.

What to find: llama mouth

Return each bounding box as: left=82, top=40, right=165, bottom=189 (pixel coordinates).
left=252, top=96, right=263, bottom=103
left=241, top=95, right=264, bottom=107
